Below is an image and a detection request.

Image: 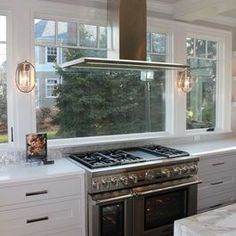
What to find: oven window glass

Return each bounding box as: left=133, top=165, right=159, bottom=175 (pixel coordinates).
left=144, top=189, right=187, bottom=230
left=100, top=202, right=124, bottom=236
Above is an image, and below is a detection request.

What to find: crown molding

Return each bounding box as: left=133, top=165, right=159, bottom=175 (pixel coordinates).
left=147, top=0, right=173, bottom=15
left=202, top=15, right=236, bottom=27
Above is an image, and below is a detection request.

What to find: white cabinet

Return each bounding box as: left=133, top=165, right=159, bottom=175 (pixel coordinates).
left=0, top=159, right=86, bottom=236
left=197, top=153, right=236, bottom=212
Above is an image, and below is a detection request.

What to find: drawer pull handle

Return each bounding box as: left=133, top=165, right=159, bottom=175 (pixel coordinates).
left=212, top=162, right=225, bottom=166
left=211, top=181, right=223, bottom=185
left=26, top=216, right=49, bottom=224
left=25, top=190, right=48, bottom=196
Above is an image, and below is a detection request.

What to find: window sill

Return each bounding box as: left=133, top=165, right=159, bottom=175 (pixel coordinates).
left=47, top=132, right=172, bottom=149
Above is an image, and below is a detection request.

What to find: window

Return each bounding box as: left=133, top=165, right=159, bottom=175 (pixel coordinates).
left=34, top=18, right=168, bottom=139
left=47, top=47, right=57, bottom=63
left=186, top=37, right=218, bottom=129
left=46, top=47, right=57, bottom=63
left=34, top=19, right=108, bottom=137
left=46, top=78, right=59, bottom=98
left=0, top=15, right=7, bottom=143
left=147, top=32, right=168, bottom=62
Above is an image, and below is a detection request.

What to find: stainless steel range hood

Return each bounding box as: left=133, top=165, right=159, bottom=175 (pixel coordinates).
left=61, top=0, right=189, bottom=70
left=61, top=57, right=188, bottom=70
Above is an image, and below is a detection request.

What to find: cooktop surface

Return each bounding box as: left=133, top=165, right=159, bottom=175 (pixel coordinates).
left=68, top=145, right=190, bottom=169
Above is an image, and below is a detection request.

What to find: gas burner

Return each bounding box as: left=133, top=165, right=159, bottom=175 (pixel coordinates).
left=141, top=145, right=189, bottom=158
left=69, top=152, right=120, bottom=169
left=69, top=150, right=145, bottom=169
left=100, top=150, right=145, bottom=164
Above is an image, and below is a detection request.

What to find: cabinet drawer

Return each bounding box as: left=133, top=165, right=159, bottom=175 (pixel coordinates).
left=198, top=171, right=235, bottom=197
left=0, top=178, right=82, bottom=207
left=0, top=198, right=81, bottom=236
left=198, top=155, right=236, bottom=174
left=198, top=191, right=234, bottom=211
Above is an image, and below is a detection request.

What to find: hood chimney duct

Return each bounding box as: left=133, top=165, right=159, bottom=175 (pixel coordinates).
left=107, top=0, right=147, bottom=61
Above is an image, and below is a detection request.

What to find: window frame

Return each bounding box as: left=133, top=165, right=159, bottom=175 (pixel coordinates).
left=185, top=32, right=231, bottom=135
left=186, top=36, right=219, bottom=131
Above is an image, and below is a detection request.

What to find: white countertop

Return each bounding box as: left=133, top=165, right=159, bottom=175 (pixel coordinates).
left=0, top=158, right=84, bottom=186
left=171, top=137, right=236, bottom=156
left=174, top=203, right=236, bottom=236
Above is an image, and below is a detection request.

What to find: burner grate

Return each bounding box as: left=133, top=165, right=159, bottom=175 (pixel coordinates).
left=69, top=150, right=145, bottom=169
left=141, top=145, right=189, bottom=158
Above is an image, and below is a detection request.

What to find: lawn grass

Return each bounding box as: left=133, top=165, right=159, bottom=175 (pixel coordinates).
left=0, top=134, right=8, bottom=143
left=0, top=130, right=59, bottom=143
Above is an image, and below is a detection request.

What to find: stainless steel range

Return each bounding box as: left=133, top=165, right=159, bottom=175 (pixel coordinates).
left=68, top=145, right=200, bottom=236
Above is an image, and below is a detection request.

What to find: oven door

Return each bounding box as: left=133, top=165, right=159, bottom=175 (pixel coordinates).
left=133, top=178, right=199, bottom=236
left=88, top=190, right=134, bottom=236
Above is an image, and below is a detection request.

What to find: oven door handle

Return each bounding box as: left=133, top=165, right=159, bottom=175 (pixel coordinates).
left=134, top=180, right=201, bottom=196
left=94, top=193, right=134, bottom=204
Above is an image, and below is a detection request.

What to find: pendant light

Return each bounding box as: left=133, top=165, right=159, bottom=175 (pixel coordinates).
left=15, top=61, right=36, bottom=93
left=178, top=68, right=194, bottom=93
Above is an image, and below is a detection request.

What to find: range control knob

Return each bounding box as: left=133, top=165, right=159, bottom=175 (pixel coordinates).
left=145, top=170, right=155, bottom=181
left=120, top=176, right=128, bottom=185
left=92, top=180, right=100, bottom=190
left=173, top=167, right=181, bottom=176
left=111, top=177, right=119, bottom=186
left=129, top=174, right=138, bottom=184
left=190, top=164, right=198, bottom=174
left=181, top=166, right=189, bottom=174
left=101, top=178, right=109, bottom=188
left=161, top=169, right=171, bottom=178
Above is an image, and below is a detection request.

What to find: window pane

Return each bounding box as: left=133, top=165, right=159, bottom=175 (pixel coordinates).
left=147, top=54, right=166, bottom=62
left=47, top=47, right=57, bottom=63
left=152, top=33, right=166, bottom=54
left=61, top=48, right=107, bottom=63
left=46, top=79, right=59, bottom=98
left=49, top=68, right=165, bottom=138
left=34, top=19, right=55, bottom=44
left=207, top=41, right=217, bottom=59
left=58, top=21, right=77, bottom=46
left=186, top=37, right=194, bottom=56
left=187, top=58, right=216, bottom=129
left=0, top=16, right=6, bottom=41
left=79, top=24, right=97, bottom=48
left=195, top=39, right=206, bottom=58
left=0, top=42, right=7, bottom=143
left=99, top=26, right=107, bottom=48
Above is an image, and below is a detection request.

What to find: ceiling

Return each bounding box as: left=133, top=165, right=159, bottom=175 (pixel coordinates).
left=42, top=0, right=236, bottom=27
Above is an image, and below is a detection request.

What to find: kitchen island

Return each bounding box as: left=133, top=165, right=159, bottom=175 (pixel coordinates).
left=174, top=203, right=236, bottom=236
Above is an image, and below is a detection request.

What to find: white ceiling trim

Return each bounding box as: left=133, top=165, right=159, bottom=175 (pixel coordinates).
left=147, top=0, right=173, bottom=15
left=173, top=0, right=217, bottom=21
left=202, top=15, right=236, bottom=28
left=172, top=0, right=236, bottom=23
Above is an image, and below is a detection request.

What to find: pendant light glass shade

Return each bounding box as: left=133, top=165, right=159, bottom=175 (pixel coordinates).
left=15, top=61, right=36, bottom=93
left=178, top=69, right=194, bottom=93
